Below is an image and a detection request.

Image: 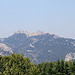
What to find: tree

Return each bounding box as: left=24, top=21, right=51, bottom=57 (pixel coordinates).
left=60, top=59, right=64, bottom=74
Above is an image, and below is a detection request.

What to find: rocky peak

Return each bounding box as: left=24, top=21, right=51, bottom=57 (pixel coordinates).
left=14, top=30, right=45, bottom=37
left=31, top=30, right=44, bottom=36
left=14, top=30, right=30, bottom=36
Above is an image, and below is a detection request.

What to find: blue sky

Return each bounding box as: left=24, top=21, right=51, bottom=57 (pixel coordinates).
left=0, top=0, right=75, bottom=39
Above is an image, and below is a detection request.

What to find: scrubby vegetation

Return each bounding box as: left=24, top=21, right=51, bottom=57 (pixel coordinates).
left=0, top=53, right=75, bottom=75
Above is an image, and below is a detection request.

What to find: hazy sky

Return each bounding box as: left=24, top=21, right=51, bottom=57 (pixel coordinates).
left=0, top=0, right=75, bottom=39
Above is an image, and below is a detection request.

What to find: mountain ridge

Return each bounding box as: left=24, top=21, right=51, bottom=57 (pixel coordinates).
left=0, top=31, right=75, bottom=64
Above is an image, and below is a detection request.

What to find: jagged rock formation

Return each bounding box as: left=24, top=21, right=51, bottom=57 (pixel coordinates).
left=14, top=30, right=45, bottom=37
left=0, top=31, right=75, bottom=64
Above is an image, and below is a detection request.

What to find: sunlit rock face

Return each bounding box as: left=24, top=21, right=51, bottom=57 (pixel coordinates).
left=14, top=30, right=45, bottom=37
left=0, top=43, right=13, bottom=56
left=65, top=53, right=75, bottom=61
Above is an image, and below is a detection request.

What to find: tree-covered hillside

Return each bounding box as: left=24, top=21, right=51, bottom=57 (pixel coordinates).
left=0, top=53, right=75, bottom=75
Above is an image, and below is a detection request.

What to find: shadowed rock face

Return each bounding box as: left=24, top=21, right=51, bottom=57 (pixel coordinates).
left=0, top=31, right=75, bottom=64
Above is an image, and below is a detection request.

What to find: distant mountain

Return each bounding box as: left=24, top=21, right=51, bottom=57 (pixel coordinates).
left=0, top=30, right=75, bottom=64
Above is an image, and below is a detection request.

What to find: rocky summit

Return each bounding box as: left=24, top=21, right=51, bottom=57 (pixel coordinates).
left=0, top=30, right=75, bottom=64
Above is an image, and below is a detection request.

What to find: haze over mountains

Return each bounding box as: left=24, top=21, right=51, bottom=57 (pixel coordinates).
left=0, top=30, right=75, bottom=64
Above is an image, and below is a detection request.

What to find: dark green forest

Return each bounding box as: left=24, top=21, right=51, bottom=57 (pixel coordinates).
left=0, top=53, right=75, bottom=75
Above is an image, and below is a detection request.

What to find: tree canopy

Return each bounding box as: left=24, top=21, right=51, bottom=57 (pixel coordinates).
left=0, top=53, right=75, bottom=75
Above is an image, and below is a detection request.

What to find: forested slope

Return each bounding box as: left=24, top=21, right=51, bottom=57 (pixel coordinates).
left=0, top=53, right=75, bottom=75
